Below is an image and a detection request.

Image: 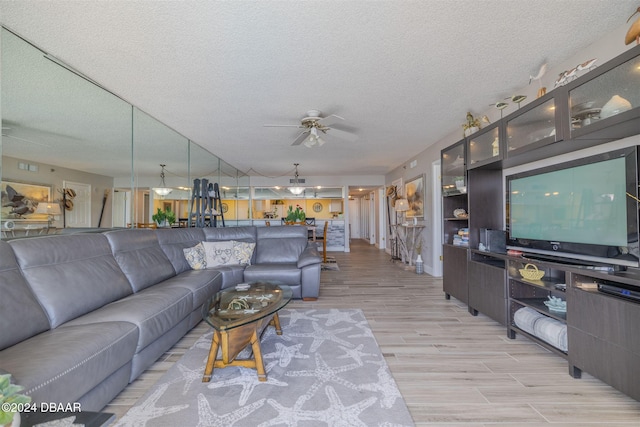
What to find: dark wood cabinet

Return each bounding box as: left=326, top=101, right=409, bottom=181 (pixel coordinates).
left=439, top=44, right=640, bottom=402
left=468, top=253, right=507, bottom=325
left=443, top=244, right=468, bottom=304
left=567, top=274, right=640, bottom=401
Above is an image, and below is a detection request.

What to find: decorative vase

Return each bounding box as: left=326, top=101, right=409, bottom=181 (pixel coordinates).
left=464, top=126, right=479, bottom=137
left=415, top=254, right=424, bottom=275
left=2, top=412, right=21, bottom=427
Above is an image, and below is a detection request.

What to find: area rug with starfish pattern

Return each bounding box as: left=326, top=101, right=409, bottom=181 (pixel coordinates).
left=114, top=308, right=414, bottom=427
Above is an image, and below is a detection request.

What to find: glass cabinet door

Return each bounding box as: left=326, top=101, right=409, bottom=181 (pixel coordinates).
left=468, top=124, right=501, bottom=168
left=569, top=50, right=640, bottom=138
left=506, top=98, right=558, bottom=156
left=441, top=140, right=466, bottom=196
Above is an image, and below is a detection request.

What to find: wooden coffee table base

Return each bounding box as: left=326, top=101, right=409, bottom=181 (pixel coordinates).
left=202, top=313, right=282, bottom=382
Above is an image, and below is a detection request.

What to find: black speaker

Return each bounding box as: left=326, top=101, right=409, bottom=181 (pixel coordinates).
left=480, top=229, right=506, bottom=253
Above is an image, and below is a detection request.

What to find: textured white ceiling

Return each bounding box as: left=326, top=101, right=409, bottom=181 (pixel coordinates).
left=0, top=0, right=638, bottom=177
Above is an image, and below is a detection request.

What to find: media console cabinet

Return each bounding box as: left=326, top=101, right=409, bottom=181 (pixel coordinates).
left=441, top=44, right=640, bottom=401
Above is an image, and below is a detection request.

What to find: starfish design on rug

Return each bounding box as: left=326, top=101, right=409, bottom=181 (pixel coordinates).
left=195, top=393, right=266, bottom=427
left=337, top=343, right=376, bottom=366
left=171, top=362, right=205, bottom=395
left=114, top=383, right=188, bottom=427
left=313, top=308, right=359, bottom=326
left=289, top=321, right=354, bottom=352
left=280, top=309, right=317, bottom=325
left=263, top=342, right=309, bottom=371
left=261, top=385, right=377, bottom=427
left=36, top=416, right=82, bottom=426
left=286, top=352, right=362, bottom=407
left=255, top=293, right=273, bottom=301
left=206, top=367, right=288, bottom=406
left=348, top=319, right=377, bottom=339
left=358, top=365, right=404, bottom=409
left=194, top=332, right=214, bottom=349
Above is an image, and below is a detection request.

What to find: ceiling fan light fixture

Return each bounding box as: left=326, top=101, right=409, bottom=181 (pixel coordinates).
left=153, top=164, right=172, bottom=196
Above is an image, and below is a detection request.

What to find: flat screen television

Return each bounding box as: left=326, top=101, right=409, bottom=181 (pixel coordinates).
left=506, top=146, right=640, bottom=267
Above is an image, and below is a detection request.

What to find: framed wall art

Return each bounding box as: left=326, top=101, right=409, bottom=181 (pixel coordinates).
left=1, top=181, right=52, bottom=220
left=404, top=174, right=424, bottom=218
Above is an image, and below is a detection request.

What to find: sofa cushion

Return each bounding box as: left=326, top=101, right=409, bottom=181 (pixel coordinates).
left=161, top=269, right=222, bottom=311
left=243, top=263, right=301, bottom=285
left=183, top=243, right=206, bottom=270
left=155, top=228, right=206, bottom=274
left=0, top=241, right=51, bottom=350
left=202, top=241, right=236, bottom=266
left=64, top=283, right=193, bottom=353
left=255, top=226, right=308, bottom=264
left=203, top=226, right=257, bottom=264
left=105, top=229, right=176, bottom=292
left=0, top=322, right=138, bottom=405
left=209, top=265, right=246, bottom=289
left=233, top=241, right=256, bottom=265
left=9, top=234, right=134, bottom=328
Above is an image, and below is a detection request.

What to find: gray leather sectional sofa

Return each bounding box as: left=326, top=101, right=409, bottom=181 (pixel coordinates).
left=0, top=225, right=320, bottom=411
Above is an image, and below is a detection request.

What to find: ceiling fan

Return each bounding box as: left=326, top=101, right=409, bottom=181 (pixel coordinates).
left=2, top=126, right=50, bottom=147
left=264, top=109, right=357, bottom=147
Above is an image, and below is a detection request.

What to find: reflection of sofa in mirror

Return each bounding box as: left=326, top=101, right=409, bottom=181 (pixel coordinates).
left=0, top=226, right=320, bottom=411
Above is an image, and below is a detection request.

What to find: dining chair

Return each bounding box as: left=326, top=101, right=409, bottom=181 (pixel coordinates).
left=316, top=221, right=329, bottom=263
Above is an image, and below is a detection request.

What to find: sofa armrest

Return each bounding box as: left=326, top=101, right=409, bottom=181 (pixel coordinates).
left=297, top=245, right=321, bottom=268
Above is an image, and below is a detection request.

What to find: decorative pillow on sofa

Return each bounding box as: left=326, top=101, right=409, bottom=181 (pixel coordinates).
left=202, top=241, right=236, bottom=267
left=183, top=243, right=207, bottom=270
left=232, top=241, right=256, bottom=265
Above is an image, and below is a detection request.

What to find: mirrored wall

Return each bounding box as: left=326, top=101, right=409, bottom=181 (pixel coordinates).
left=1, top=27, right=247, bottom=236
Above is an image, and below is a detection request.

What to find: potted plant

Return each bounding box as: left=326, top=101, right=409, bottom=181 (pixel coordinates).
left=285, top=205, right=306, bottom=224
left=152, top=207, right=176, bottom=228
left=0, top=374, right=31, bottom=427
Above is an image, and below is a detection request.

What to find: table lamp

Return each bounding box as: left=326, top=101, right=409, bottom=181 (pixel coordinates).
left=394, top=198, right=409, bottom=225
left=35, top=201, right=62, bottom=228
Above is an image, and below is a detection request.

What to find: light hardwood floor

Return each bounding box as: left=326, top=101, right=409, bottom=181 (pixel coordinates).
left=105, top=239, right=640, bottom=426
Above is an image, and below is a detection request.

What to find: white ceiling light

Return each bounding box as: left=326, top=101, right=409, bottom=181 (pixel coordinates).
left=288, top=163, right=305, bottom=195
left=153, top=164, right=172, bottom=196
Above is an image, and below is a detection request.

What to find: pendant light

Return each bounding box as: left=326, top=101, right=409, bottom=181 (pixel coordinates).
left=288, top=163, right=305, bottom=195
left=153, top=164, right=172, bottom=196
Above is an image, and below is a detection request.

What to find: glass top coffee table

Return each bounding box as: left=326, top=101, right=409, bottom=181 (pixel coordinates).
left=201, top=282, right=292, bottom=382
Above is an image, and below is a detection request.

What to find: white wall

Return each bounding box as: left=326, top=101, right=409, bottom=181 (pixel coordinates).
left=385, top=21, right=638, bottom=276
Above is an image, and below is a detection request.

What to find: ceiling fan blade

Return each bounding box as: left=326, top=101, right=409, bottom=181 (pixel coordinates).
left=327, top=127, right=358, bottom=142
left=317, top=114, right=345, bottom=127
left=2, top=133, right=50, bottom=147
left=291, top=131, right=310, bottom=146
left=263, top=124, right=304, bottom=128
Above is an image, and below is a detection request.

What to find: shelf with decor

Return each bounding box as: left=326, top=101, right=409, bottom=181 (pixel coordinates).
left=503, top=91, right=563, bottom=158
left=566, top=44, right=640, bottom=142
left=467, top=121, right=503, bottom=169
left=441, top=139, right=467, bottom=196
left=507, top=259, right=569, bottom=357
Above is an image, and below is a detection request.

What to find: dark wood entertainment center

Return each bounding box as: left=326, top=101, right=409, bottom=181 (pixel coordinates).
left=441, top=44, right=640, bottom=401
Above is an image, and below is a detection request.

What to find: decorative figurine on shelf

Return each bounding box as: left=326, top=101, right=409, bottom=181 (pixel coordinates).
left=462, top=112, right=481, bottom=137
left=506, top=94, right=527, bottom=109
left=626, top=7, right=640, bottom=45
left=529, top=62, right=547, bottom=98
left=490, top=101, right=509, bottom=118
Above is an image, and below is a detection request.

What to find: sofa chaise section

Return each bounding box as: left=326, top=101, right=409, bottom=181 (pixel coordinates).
left=244, top=226, right=321, bottom=300
left=0, top=235, right=139, bottom=411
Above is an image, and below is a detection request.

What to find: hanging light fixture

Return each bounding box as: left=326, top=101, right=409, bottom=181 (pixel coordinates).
left=288, top=163, right=305, bottom=195
left=153, top=164, right=172, bottom=196
left=303, top=126, right=326, bottom=148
